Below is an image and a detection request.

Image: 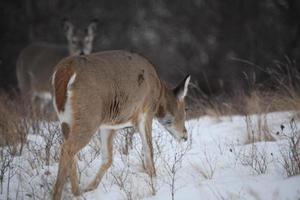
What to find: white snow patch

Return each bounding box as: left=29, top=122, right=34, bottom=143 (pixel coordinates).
left=1, top=111, right=300, bottom=200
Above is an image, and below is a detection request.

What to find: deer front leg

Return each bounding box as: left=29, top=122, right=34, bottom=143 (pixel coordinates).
left=85, top=129, right=115, bottom=192
left=138, top=114, right=156, bottom=177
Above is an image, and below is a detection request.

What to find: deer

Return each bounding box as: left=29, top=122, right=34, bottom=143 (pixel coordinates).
left=51, top=50, right=191, bottom=199
left=16, top=19, right=98, bottom=113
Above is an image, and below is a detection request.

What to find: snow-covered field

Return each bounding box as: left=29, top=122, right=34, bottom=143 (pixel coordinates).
left=1, top=111, right=300, bottom=200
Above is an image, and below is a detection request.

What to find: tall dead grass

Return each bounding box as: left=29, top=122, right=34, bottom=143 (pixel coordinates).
left=187, top=58, right=300, bottom=119
left=0, top=93, right=28, bottom=154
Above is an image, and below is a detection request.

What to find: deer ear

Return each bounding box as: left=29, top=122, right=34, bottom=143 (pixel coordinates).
left=173, top=75, right=191, bottom=101
left=87, top=18, right=98, bottom=37
left=62, top=18, right=74, bottom=39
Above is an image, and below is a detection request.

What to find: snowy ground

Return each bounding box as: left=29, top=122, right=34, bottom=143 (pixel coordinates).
left=0, top=111, right=300, bottom=199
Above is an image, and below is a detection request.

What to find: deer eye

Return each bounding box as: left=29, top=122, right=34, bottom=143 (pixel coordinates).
left=185, top=107, right=189, bottom=111
left=165, top=119, right=172, bottom=125
left=160, top=117, right=173, bottom=127
left=158, top=113, right=174, bottom=127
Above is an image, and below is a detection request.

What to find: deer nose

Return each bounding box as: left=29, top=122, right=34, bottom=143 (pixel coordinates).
left=79, top=51, right=84, bottom=55
left=182, top=128, right=188, bottom=141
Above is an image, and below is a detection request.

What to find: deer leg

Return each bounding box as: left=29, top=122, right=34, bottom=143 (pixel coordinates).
left=53, top=125, right=95, bottom=199
left=70, top=156, right=80, bottom=196
left=85, top=129, right=115, bottom=192
left=138, top=114, right=156, bottom=177
left=52, top=140, right=75, bottom=200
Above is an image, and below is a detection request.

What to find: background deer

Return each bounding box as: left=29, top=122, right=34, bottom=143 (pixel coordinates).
left=51, top=50, right=190, bottom=199
left=16, top=19, right=98, bottom=113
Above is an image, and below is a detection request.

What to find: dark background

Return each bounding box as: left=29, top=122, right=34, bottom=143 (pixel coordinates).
left=1, top=0, right=300, bottom=97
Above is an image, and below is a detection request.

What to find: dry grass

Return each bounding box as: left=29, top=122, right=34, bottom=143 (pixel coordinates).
left=0, top=88, right=58, bottom=153
left=0, top=93, right=28, bottom=154
left=187, top=88, right=300, bottom=120
left=186, top=58, right=300, bottom=119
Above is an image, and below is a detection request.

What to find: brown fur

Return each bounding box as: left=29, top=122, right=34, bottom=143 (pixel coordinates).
left=156, top=105, right=166, bottom=118
left=54, top=64, right=75, bottom=112
left=61, top=122, right=70, bottom=139
left=51, top=50, right=189, bottom=200
left=138, top=70, right=145, bottom=86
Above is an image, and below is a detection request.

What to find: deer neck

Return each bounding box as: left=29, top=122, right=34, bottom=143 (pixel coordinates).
left=156, top=81, right=173, bottom=119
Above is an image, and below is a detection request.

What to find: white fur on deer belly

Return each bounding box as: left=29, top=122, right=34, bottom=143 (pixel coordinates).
left=100, top=121, right=133, bottom=130
left=33, top=91, right=52, bottom=101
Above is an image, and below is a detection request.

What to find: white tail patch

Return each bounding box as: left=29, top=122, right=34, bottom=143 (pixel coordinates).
left=55, top=73, right=77, bottom=126
left=67, top=73, right=76, bottom=90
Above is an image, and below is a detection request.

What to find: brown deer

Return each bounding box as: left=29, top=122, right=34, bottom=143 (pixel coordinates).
left=51, top=50, right=190, bottom=199
left=16, top=19, right=98, bottom=111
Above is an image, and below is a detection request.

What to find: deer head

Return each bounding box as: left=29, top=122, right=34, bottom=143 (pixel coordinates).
left=157, top=75, right=190, bottom=141
left=63, top=19, right=98, bottom=56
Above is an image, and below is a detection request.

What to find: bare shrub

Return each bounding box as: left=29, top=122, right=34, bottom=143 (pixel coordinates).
left=38, top=122, right=61, bottom=166
left=160, top=139, right=190, bottom=200
left=231, top=141, right=271, bottom=175
left=120, top=127, right=136, bottom=155
left=191, top=147, right=217, bottom=180
left=278, top=118, right=300, bottom=177
left=25, top=121, right=61, bottom=170
left=113, top=128, right=158, bottom=198
left=0, top=147, right=14, bottom=195
left=110, top=136, right=146, bottom=200
left=241, top=144, right=270, bottom=175
left=110, top=164, right=135, bottom=200
left=0, top=93, right=62, bottom=199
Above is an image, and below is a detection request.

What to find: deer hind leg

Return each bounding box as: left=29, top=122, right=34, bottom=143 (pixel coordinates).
left=85, top=129, right=115, bottom=192
left=53, top=139, right=76, bottom=200
left=53, top=125, right=95, bottom=200
left=138, top=113, right=156, bottom=177
left=58, top=124, right=80, bottom=196
left=70, top=156, right=80, bottom=196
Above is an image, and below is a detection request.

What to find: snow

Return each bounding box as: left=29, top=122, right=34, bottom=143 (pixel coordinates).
left=0, top=111, right=300, bottom=199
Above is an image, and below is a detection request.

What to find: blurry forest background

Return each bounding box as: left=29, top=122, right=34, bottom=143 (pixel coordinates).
left=0, top=0, right=300, bottom=100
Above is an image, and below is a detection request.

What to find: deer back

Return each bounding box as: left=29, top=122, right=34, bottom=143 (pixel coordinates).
left=53, top=50, right=162, bottom=128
